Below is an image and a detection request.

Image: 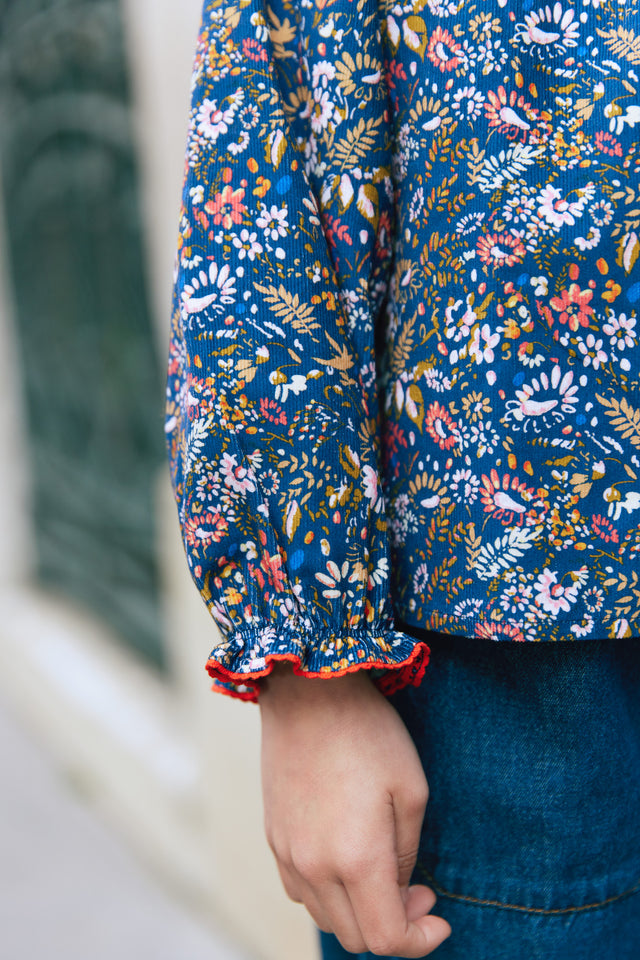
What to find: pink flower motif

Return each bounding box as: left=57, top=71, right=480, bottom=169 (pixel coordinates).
left=220, top=452, right=256, bottom=495
left=533, top=569, right=580, bottom=615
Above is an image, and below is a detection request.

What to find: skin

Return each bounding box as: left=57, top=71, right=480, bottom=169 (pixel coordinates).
left=259, top=663, right=452, bottom=957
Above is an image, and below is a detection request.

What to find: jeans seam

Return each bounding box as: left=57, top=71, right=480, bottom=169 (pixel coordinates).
left=422, top=873, right=640, bottom=915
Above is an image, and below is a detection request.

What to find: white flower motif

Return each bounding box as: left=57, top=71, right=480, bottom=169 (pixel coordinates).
left=591, top=201, right=614, bottom=227
left=605, top=103, right=640, bottom=136
left=452, top=85, right=485, bottom=120
left=181, top=261, right=237, bottom=320
left=257, top=203, right=289, bottom=240
left=469, top=421, right=500, bottom=456
left=422, top=367, right=453, bottom=392
left=456, top=212, right=485, bottom=236
left=362, top=465, right=381, bottom=508
left=196, top=98, right=236, bottom=140
left=603, top=312, right=637, bottom=351
left=312, top=60, right=336, bottom=89
left=578, top=333, right=608, bottom=370
left=530, top=275, right=548, bottom=296
left=534, top=568, right=583, bottom=615
left=574, top=226, right=601, bottom=251
left=220, top=452, right=256, bottom=495
left=571, top=615, right=594, bottom=638
left=304, top=89, right=337, bottom=134
left=514, top=4, right=579, bottom=60
left=504, top=365, right=579, bottom=431
left=469, top=323, right=500, bottom=364
left=445, top=296, right=477, bottom=341
left=537, top=184, right=586, bottom=227
left=227, top=130, right=250, bottom=155
left=268, top=371, right=309, bottom=403
left=232, top=229, right=264, bottom=261
left=449, top=468, right=480, bottom=503
left=413, top=563, right=430, bottom=594
left=315, top=560, right=361, bottom=600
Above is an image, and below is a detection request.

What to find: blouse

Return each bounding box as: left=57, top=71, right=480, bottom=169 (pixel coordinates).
left=165, top=0, right=640, bottom=700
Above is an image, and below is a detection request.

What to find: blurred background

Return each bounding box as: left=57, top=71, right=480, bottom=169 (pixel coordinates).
left=0, top=2, right=316, bottom=958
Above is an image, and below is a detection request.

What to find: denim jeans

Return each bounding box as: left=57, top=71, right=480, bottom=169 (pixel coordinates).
left=319, top=631, right=640, bottom=959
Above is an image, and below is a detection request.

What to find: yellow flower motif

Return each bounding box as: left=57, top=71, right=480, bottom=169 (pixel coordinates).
left=461, top=391, right=492, bottom=422
left=469, top=12, right=502, bottom=41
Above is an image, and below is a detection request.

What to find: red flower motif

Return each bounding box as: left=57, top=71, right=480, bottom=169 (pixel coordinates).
left=184, top=511, right=229, bottom=548
left=475, top=621, right=526, bottom=642
left=480, top=470, right=545, bottom=526
left=477, top=231, right=526, bottom=268
left=259, top=397, right=287, bottom=426
left=591, top=513, right=619, bottom=544
left=545, top=283, right=594, bottom=331
left=242, top=38, right=268, bottom=62
left=205, top=185, right=247, bottom=229
left=426, top=26, right=464, bottom=72
left=484, top=86, right=540, bottom=142
left=595, top=130, right=623, bottom=157
left=425, top=402, right=460, bottom=451
left=250, top=551, right=288, bottom=593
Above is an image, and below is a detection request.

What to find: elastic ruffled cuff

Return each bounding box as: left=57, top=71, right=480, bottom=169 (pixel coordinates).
left=204, top=624, right=430, bottom=702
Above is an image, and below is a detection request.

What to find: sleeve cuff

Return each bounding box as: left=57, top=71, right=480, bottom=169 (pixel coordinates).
left=204, top=624, right=430, bottom=702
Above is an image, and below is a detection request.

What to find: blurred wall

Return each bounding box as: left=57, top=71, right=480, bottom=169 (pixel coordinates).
left=0, top=3, right=318, bottom=959
left=0, top=183, right=32, bottom=585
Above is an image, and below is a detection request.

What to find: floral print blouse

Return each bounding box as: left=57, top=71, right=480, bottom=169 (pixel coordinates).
left=165, top=0, right=640, bottom=700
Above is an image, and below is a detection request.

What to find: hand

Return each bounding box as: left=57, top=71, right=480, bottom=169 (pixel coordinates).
left=259, top=663, right=452, bottom=957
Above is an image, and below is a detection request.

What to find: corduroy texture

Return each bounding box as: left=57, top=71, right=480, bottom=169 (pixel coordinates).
left=165, top=0, right=640, bottom=698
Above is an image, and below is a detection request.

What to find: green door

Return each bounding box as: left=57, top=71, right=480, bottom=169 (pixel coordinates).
left=0, top=0, right=166, bottom=667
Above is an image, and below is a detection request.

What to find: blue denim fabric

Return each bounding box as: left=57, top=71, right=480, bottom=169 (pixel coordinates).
left=319, top=632, right=640, bottom=959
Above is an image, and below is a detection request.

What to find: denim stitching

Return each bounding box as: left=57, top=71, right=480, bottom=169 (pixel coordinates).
left=422, top=873, right=640, bottom=915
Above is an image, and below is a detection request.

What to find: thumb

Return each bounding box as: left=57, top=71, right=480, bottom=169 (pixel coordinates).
left=405, top=884, right=438, bottom=921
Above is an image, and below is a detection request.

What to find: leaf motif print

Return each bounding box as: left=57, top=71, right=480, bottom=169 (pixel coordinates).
left=356, top=184, right=379, bottom=226
left=266, top=5, right=297, bottom=60
left=474, top=527, right=541, bottom=582
left=284, top=499, right=301, bottom=540
left=164, top=0, right=432, bottom=702
left=596, top=26, right=640, bottom=64
left=597, top=395, right=640, bottom=448
left=254, top=283, right=320, bottom=337
left=166, top=0, right=640, bottom=701
left=332, top=116, right=385, bottom=166
left=391, top=314, right=416, bottom=377
left=476, top=143, right=545, bottom=194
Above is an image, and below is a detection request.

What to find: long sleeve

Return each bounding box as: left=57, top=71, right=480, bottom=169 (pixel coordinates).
left=164, top=0, right=429, bottom=701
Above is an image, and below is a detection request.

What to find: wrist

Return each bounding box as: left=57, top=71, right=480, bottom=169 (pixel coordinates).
left=259, top=660, right=375, bottom=712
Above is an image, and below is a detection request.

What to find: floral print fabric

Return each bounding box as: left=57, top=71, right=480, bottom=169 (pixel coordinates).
left=165, top=0, right=640, bottom=700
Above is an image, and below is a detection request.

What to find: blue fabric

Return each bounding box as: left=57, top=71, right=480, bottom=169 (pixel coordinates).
left=166, top=0, right=640, bottom=702
left=319, top=632, right=640, bottom=958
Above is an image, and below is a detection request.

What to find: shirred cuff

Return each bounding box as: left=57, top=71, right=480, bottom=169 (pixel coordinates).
left=204, top=623, right=430, bottom=702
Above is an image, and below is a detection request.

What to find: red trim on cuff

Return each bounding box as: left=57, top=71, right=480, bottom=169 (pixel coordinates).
left=204, top=640, right=430, bottom=703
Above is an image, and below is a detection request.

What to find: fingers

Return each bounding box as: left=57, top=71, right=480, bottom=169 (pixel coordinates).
left=276, top=848, right=450, bottom=957
left=346, top=869, right=452, bottom=958
left=276, top=859, right=367, bottom=951
left=307, top=882, right=368, bottom=953
left=393, top=782, right=429, bottom=890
